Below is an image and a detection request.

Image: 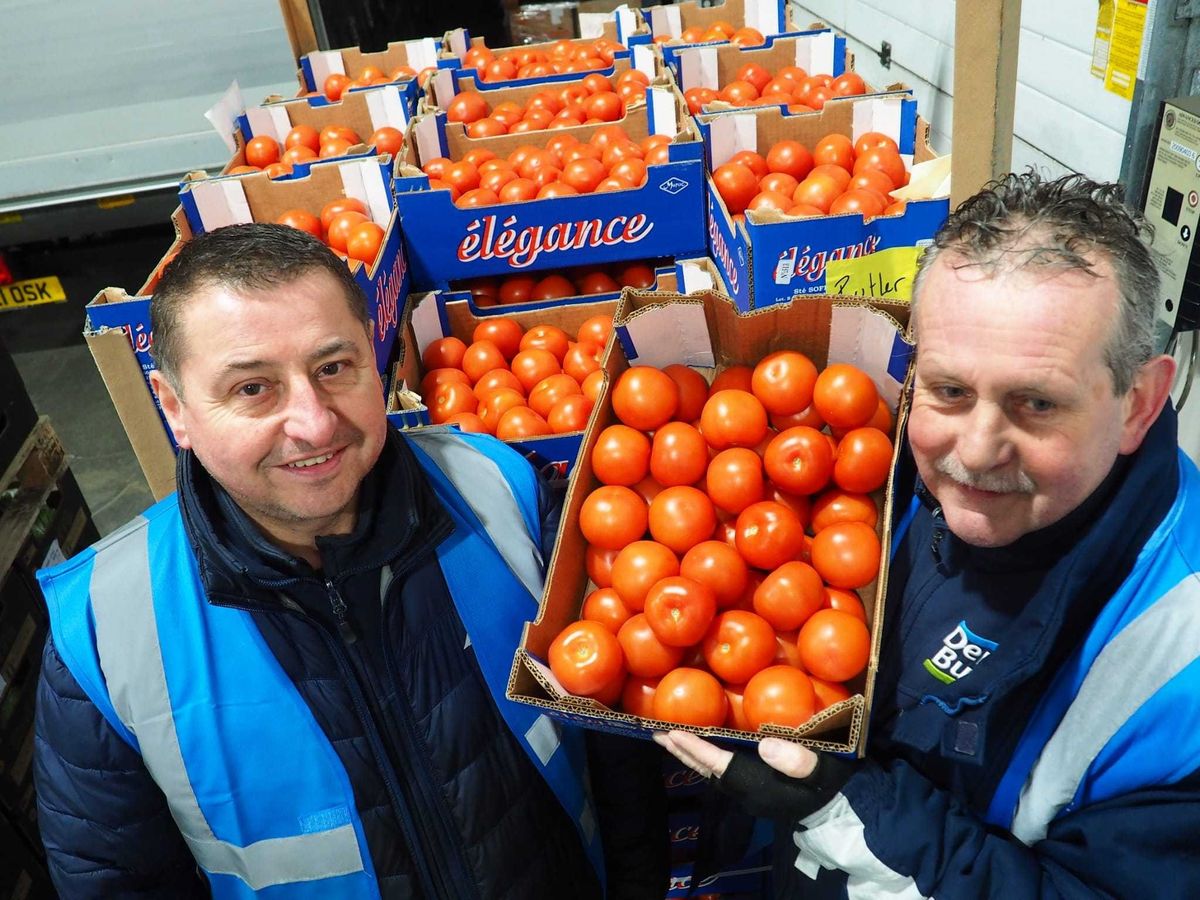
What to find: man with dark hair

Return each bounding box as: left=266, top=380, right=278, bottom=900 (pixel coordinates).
left=33, top=223, right=666, bottom=898
left=657, top=172, right=1200, bottom=897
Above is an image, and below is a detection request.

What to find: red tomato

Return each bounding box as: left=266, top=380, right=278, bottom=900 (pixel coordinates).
left=832, top=72, right=867, bottom=96
left=477, top=388, right=525, bottom=433
left=245, top=135, right=280, bottom=168
left=824, top=587, right=868, bottom=624
left=747, top=190, right=794, bottom=214
left=473, top=368, right=523, bottom=402
left=810, top=521, right=881, bottom=589
left=719, top=79, right=760, bottom=105
left=700, top=390, right=768, bottom=450
left=548, top=393, right=594, bottom=433
left=702, top=610, right=777, bottom=684
left=706, top=448, right=765, bottom=515
left=684, top=86, right=719, bottom=115
left=447, top=90, right=490, bottom=124
left=445, top=412, right=487, bottom=433
left=520, top=324, right=571, bottom=360
left=829, top=188, right=888, bottom=219
left=854, top=131, right=899, bottom=157
left=281, top=145, right=318, bottom=166
left=495, top=405, right=553, bottom=440
left=621, top=675, right=659, bottom=717
left=582, top=587, right=634, bottom=634
left=528, top=373, right=581, bottom=418
left=430, top=381, right=478, bottom=425
left=275, top=208, right=323, bottom=240
left=561, top=157, right=607, bottom=194
left=284, top=124, right=320, bottom=153
left=617, top=263, right=656, bottom=289
left=853, top=147, right=907, bottom=190
left=644, top=576, right=717, bottom=647
left=759, top=172, right=801, bottom=197
left=751, top=351, right=818, bottom=415
left=472, top=317, right=524, bottom=360
left=613, top=366, right=679, bottom=431
left=456, top=187, right=500, bottom=208
left=810, top=490, right=878, bottom=533
left=345, top=221, right=385, bottom=264
left=460, top=340, right=506, bottom=384
left=680, top=540, right=749, bottom=609
left=611, top=540, right=679, bottom=611
left=663, top=364, right=709, bottom=422
left=618, top=614, right=686, bottom=678
left=369, top=126, right=404, bottom=157
left=652, top=668, right=728, bottom=727
left=580, top=485, right=648, bottom=550
left=650, top=422, right=708, bottom=487
left=752, top=561, right=824, bottom=631
left=734, top=501, right=805, bottom=570
left=422, top=336, right=467, bottom=371
left=499, top=178, right=538, bottom=203
left=763, top=426, right=834, bottom=495
left=792, top=172, right=842, bottom=213
left=735, top=62, right=772, bottom=92
left=510, top=348, right=562, bottom=392
left=574, top=314, right=612, bottom=349
left=325, top=210, right=368, bottom=253
left=549, top=620, right=625, bottom=696
left=812, top=676, right=853, bottom=711
left=849, top=167, right=897, bottom=198
left=765, top=140, right=814, bottom=181
left=743, top=666, right=816, bottom=729
left=323, top=72, right=351, bottom=101
left=564, top=342, right=603, bottom=382
left=833, top=428, right=894, bottom=493
left=730, top=26, right=765, bottom=47
left=591, top=424, right=651, bottom=486
left=420, top=367, right=470, bottom=399
left=586, top=544, right=619, bottom=588
left=643, top=484, right=716, bottom=556
left=813, top=364, right=879, bottom=430
left=581, top=369, right=605, bottom=403
left=576, top=272, right=621, bottom=296
left=319, top=124, right=361, bottom=147
left=797, top=609, right=870, bottom=682
left=709, top=366, right=754, bottom=395
left=712, top=162, right=760, bottom=215
left=810, top=163, right=853, bottom=190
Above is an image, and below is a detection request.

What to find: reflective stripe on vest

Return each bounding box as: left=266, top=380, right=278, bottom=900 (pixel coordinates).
left=990, top=451, right=1200, bottom=843
left=407, top=429, right=606, bottom=886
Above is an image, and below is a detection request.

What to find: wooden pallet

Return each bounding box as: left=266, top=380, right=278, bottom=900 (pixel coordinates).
left=0, top=418, right=68, bottom=582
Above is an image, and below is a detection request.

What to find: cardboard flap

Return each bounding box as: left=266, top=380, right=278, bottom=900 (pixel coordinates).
left=189, top=179, right=254, bottom=231
left=337, top=160, right=393, bottom=225
left=828, top=304, right=913, bottom=409
left=205, top=81, right=245, bottom=155
left=614, top=4, right=639, bottom=44
left=414, top=115, right=445, bottom=166
left=430, top=67, right=456, bottom=108
left=446, top=28, right=469, bottom=60
left=647, top=85, right=680, bottom=137
left=308, top=51, right=346, bottom=92
left=404, top=37, right=439, bottom=71
left=617, top=299, right=714, bottom=368
left=678, top=259, right=716, bottom=294
left=746, top=0, right=785, bottom=35
left=632, top=43, right=658, bottom=79
left=646, top=5, right=682, bottom=38
left=244, top=104, right=292, bottom=145
left=707, top=112, right=759, bottom=166
left=678, top=46, right=720, bottom=91
left=794, top=28, right=836, bottom=73
left=364, top=86, right=410, bottom=132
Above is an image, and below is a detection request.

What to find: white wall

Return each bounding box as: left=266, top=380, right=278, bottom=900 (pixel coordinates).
left=787, top=0, right=1200, bottom=464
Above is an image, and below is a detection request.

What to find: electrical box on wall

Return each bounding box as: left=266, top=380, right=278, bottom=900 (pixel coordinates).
left=1142, top=95, right=1200, bottom=352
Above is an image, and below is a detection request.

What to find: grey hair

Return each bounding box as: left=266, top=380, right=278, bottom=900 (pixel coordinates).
left=910, top=171, right=1160, bottom=395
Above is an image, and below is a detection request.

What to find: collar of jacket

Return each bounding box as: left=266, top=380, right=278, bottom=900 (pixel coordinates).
left=176, top=427, right=455, bottom=604
left=891, top=405, right=1181, bottom=750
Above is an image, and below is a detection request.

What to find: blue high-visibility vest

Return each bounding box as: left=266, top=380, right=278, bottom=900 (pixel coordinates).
left=38, top=429, right=602, bottom=897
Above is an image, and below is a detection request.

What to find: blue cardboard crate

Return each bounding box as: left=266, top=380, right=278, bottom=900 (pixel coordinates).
left=698, top=94, right=949, bottom=310
left=665, top=28, right=847, bottom=103
left=297, top=37, right=442, bottom=110
left=395, top=84, right=707, bottom=289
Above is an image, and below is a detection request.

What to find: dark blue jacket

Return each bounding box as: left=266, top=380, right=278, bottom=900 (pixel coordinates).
left=34, top=430, right=666, bottom=898
left=775, top=408, right=1200, bottom=898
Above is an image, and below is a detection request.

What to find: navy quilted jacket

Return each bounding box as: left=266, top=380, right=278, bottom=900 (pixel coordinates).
left=34, top=430, right=667, bottom=898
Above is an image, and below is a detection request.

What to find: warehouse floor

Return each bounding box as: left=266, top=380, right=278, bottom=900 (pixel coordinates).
left=1, top=226, right=176, bottom=536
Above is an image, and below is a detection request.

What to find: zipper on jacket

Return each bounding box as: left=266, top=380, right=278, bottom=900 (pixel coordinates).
left=324, top=578, right=359, bottom=644
left=377, top=557, right=481, bottom=900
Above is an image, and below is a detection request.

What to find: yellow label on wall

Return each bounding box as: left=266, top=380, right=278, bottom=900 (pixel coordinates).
left=1104, top=0, right=1148, bottom=100
left=0, top=276, right=67, bottom=310
left=1092, top=0, right=1115, bottom=79
left=97, top=195, right=135, bottom=210
left=825, top=246, right=922, bottom=302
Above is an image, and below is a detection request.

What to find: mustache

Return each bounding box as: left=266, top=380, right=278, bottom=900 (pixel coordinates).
left=933, top=455, right=1037, bottom=494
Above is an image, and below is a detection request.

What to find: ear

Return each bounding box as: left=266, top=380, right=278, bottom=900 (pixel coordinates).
left=1119, top=354, right=1177, bottom=455
left=149, top=370, right=192, bottom=450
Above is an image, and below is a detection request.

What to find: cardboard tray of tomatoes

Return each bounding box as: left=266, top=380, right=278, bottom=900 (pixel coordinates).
left=507, top=287, right=913, bottom=753
left=393, top=83, right=708, bottom=289
left=699, top=95, right=949, bottom=311
left=296, top=36, right=443, bottom=110
left=642, top=0, right=793, bottom=50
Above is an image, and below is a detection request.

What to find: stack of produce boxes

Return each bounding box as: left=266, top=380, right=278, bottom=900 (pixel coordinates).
left=296, top=36, right=443, bottom=109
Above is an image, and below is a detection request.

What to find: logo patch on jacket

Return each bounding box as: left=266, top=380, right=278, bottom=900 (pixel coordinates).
left=923, top=621, right=997, bottom=684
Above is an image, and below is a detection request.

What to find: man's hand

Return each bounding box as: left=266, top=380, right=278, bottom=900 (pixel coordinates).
left=653, top=730, right=818, bottom=780
left=653, top=730, right=852, bottom=821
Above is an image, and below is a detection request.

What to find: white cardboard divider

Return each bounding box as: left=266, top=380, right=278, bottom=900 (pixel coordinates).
left=244, top=105, right=292, bottom=145
left=746, top=0, right=785, bottom=37
left=338, top=160, right=392, bottom=226
left=366, top=86, right=410, bottom=132
left=850, top=95, right=914, bottom=166
left=579, top=13, right=606, bottom=39
left=648, top=86, right=679, bottom=137
left=414, top=116, right=444, bottom=167
left=828, top=305, right=909, bottom=408
left=404, top=37, right=440, bottom=71
left=679, top=261, right=715, bottom=294
left=431, top=68, right=456, bottom=108
left=707, top=112, right=759, bottom=167
left=622, top=302, right=714, bottom=369
left=191, top=179, right=254, bottom=232
left=679, top=46, right=720, bottom=91
left=615, top=5, right=639, bottom=43
left=795, top=31, right=836, bottom=75
left=309, top=51, right=346, bottom=92
left=409, top=292, right=444, bottom=355
left=632, top=43, right=657, bottom=78
left=447, top=28, right=469, bottom=60
left=204, top=81, right=245, bottom=155
left=646, top=6, right=682, bottom=39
